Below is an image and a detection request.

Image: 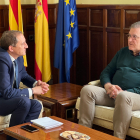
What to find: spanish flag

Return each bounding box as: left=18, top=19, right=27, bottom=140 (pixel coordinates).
left=9, top=0, right=27, bottom=67
left=35, top=0, right=51, bottom=82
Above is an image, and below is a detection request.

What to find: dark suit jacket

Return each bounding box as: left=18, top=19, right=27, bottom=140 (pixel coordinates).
left=0, top=47, right=36, bottom=99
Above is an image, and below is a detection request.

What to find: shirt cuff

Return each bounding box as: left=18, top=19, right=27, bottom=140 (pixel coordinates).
left=28, top=88, right=33, bottom=98
left=33, top=81, right=37, bottom=87
left=28, top=81, right=37, bottom=98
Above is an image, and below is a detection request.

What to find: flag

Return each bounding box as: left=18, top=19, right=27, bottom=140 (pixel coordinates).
left=54, top=0, right=80, bottom=83
left=35, top=0, right=51, bottom=82
left=9, top=0, right=27, bottom=67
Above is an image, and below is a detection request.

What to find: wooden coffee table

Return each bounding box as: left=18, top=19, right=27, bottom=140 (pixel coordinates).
left=35, top=83, right=82, bottom=119
left=4, top=116, right=121, bottom=140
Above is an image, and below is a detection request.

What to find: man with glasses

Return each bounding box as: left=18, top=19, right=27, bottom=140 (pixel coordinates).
left=79, top=21, right=140, bottom=140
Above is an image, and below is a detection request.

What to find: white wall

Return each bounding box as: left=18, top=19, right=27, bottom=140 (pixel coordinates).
left=1, top=0, right=140, bottom=5
left=0, top=0, right=59, bottom=5
left=76, top=0, right=140, bottom=4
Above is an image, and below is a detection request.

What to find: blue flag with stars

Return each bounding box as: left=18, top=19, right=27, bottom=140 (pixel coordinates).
left=54, top=0, right=80, bottom=83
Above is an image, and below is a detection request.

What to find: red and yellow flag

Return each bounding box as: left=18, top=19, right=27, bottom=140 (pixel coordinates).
left=35, top=0, right=51, bottom=82
left=9, top=0, right=27, bottom=67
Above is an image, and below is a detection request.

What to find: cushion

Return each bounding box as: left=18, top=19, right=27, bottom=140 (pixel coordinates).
left=0, top=115, right=11, bottom=131
left=76, top=97, right=140, bottom=131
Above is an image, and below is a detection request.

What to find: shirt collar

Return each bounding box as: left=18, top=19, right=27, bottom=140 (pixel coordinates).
left=9, top=54, right=15, bottom=62
left=129, top=50, right=140, bottom=56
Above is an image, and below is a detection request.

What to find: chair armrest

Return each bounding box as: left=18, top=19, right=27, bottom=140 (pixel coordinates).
left=88, top=80, right=102, bottom=87
left=75, top=97, right=80, bottom=110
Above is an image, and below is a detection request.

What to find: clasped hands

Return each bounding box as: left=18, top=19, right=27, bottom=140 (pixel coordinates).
left=104, top=83, right=123, bottom=99
left=32, top=80, right=49, bottom=95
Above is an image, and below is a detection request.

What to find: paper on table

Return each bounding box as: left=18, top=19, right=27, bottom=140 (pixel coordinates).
left=31, top=117, right=63, bottom=129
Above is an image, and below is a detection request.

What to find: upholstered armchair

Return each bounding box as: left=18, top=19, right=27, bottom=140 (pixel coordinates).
left=0, top=82, right=44, bottom=131
left=75, top=80, right=140, bottom=139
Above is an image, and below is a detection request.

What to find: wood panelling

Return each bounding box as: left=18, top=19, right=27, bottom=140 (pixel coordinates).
left=107, top=33, right=120, bottom=63
left=90, top=31, right=103, bottom=81
left=26, top=30, right=35, bottom=77
left=49, top=28, right=58, bottom=84
left=124, top=33, right=128, bottom=47
left=48, top=7, right=56, bottom=25
left=77, top=8, right=87, bottom=26
left=0, top=10, right=4, bottom=27
left=26, top=9, right=35, bottom=26
left=76, top=29, right=89, bottom=85
left=107, top=9, right=121, bottom=27
left=90, top=10, right=103, bottom=26
left=125, top=10, right=140, bottom=28
left=1, top=5, right=140, bottom=86
left=0, top=6, right=8, bottom=35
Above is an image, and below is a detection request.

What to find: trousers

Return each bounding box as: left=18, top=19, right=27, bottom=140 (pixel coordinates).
left=78, top=85, right=140, bottom=140
left=0, top=97, right=42, bottom=140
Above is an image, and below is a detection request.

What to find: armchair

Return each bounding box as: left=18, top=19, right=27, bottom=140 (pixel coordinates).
left=75, top=80, right=140, bottom=139
left=0, top=82, right=44, bottom=131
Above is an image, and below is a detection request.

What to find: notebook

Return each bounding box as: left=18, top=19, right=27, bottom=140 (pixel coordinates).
left=30, top=117, right=63, bottom=129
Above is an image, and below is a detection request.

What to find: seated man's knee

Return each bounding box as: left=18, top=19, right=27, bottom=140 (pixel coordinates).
left=31, top=99, right=42, bottom=112
left=116, top=91, right=132, bottom=106
left=80, top=85, right=97, bottom=99
left=18, top=97, right=31, bottom=110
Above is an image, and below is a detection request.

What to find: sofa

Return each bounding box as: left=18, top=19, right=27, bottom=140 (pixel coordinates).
left=0, top=82, right=44, bottom=131
left=75, top=80, right=140, bottom=140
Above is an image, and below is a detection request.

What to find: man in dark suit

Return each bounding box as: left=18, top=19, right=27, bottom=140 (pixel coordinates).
left=0, top=30, right=49, bottom=140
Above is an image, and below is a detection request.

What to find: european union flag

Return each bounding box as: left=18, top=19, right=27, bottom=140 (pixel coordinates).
left=54, top=0, right=80, bottom=83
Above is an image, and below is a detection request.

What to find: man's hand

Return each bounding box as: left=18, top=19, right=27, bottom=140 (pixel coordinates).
left=32, top=86, right=44, bottom=95
left=104, top=83, right=123, bottom=99
left=33, top=80, right=49, bottom=95
left=35, top=80, right=49, bottom=87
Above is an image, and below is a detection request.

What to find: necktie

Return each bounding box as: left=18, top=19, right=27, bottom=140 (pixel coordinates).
left=14, top=59, right=18, bottom=88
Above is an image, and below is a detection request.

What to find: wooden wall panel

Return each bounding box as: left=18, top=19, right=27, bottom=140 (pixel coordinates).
left=26, top=30, right=35, bottom=77
left=49, top=28, right=58, bottom=84
left=90, top=10, right=103, bottom=26
left=0, top=6, right=8, bottom=36
left=48, top=7, right=56, bottom=25
left=107, top=9, right=121, bottom=27
left=125, top=10, right=140, bottom=28
left=77, top=8, right=87, bottom=25
left=76, top=29, right=89, bottom=85
left=90, top=31, right=103, bottom=81
left=26, top=9, right=35, bottom=26
left=124, top=33, right=128, bottom=47
left=107, top=33, right=120, bottom=63
left=0, top=10, right=4, bottom=27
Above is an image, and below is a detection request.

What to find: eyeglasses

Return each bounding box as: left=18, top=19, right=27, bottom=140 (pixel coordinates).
left=127, top=34, right=140, bottom=40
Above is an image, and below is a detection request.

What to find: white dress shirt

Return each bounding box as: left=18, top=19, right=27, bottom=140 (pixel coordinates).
left=9, top=54, right=37, bottom=98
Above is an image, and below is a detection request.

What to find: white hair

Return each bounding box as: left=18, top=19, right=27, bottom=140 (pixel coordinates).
left=130, top=21, right=140, bottom=29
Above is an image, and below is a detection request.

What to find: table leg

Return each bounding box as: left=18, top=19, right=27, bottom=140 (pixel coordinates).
left=57, top=99, right=77, bottom=119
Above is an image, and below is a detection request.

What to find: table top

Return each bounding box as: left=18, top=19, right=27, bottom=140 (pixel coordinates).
left=4, top=116, right=121, bottom=140
left=37, top=83, right=82, bottom=102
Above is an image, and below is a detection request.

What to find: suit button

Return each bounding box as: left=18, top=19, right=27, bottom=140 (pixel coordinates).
left=25, top=95, right=26, bottom=96
left=21, top=94, right=23, bottom=96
